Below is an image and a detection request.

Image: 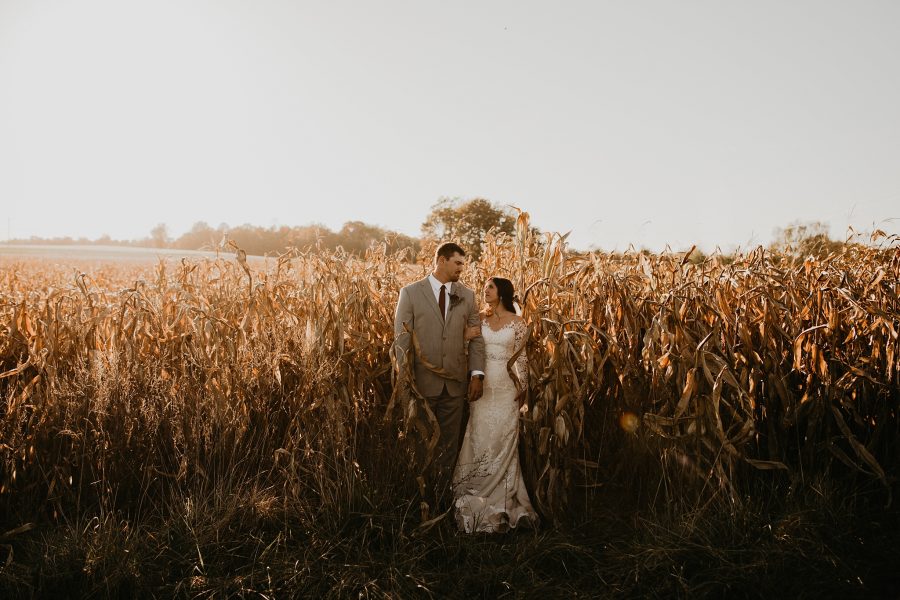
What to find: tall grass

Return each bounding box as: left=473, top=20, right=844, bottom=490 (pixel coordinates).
left=1, top=218, right=898, bottom=597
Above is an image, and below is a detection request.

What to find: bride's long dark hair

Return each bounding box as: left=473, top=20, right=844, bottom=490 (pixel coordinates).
left=491, top=277, right=517, bottom=314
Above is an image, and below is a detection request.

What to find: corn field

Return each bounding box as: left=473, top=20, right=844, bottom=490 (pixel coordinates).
left=0, top=216, right=898, bottom=594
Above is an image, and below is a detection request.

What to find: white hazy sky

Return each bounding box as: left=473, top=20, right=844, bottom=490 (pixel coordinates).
left=1, top=0, right=898, bottom=251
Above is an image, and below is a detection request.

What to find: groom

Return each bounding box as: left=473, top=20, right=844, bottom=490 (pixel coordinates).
left=393, top=242, right=485, bottom=509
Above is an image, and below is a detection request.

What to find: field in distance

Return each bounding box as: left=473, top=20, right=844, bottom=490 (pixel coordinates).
left=0, top=243, right=234, bottom=262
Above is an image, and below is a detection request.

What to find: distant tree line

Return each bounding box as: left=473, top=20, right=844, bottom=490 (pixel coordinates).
left=8, top=198, right=528, bottom=260
left=11, top=206, right=868, bottom=263
left=11, top=221, right=421, bottom=258
left=166, top=220, right=422, bottom=257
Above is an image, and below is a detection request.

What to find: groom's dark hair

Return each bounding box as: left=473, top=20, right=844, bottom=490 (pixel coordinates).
left=435, top=242, right=466, bottom=262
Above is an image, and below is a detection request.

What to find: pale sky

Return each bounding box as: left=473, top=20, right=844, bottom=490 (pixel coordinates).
left=1, top=0, right=898, bottom=251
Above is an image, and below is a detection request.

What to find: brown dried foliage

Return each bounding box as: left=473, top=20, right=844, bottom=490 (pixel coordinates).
left=1, top=220, right=898, bottom=526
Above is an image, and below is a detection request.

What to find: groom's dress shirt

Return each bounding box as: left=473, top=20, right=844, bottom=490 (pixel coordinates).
left=428, top=274, right=484, bottom=378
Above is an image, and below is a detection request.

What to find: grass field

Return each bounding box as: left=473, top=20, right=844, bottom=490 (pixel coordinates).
left=1, top=222, right=898, bottom=598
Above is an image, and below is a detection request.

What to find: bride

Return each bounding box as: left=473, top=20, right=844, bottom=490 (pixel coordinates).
left=452, top=276, right=538, bottom=533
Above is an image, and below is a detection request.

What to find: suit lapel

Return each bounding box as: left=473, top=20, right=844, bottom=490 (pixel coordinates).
left=418, top=278, right=444, bottom=323
left=446, top=283, right=463, bottom=326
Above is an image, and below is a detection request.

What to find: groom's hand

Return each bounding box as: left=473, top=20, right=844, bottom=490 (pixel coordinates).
left=468, top=377, right=483, bottom=402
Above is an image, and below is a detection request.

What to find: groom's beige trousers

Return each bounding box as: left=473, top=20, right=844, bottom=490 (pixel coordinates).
left=393, top=277, right=485, bottom=507
left=424, top=385, right=466, bottom=506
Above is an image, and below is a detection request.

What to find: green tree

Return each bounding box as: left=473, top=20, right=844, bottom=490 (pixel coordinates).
left=421, top=198, right=516, bottom=259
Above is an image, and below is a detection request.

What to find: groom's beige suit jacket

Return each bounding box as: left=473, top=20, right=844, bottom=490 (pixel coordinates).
left=393, top=277, right=485, bottom=398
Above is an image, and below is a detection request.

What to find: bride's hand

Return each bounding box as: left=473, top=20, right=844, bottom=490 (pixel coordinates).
left=464, top=325, right=481, bottom=341
left=515, top=389, right=527, bottom=408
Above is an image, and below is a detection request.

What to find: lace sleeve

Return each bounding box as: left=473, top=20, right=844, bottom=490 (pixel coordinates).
left=512, top=319, right=529, bottom=390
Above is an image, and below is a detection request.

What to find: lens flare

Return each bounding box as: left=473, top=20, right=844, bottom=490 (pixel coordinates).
left=619, top=411, right=640, bottom=433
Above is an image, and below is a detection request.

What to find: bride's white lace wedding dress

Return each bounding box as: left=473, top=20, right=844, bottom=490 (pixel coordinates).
left=452, top=318, right=538, bottom=533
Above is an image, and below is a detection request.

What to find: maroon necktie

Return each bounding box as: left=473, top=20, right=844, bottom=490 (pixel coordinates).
left=438, top=285, right=446, bottom=320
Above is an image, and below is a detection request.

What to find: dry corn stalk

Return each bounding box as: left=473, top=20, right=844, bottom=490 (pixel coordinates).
left=1, top=227, right=898, bottom=519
